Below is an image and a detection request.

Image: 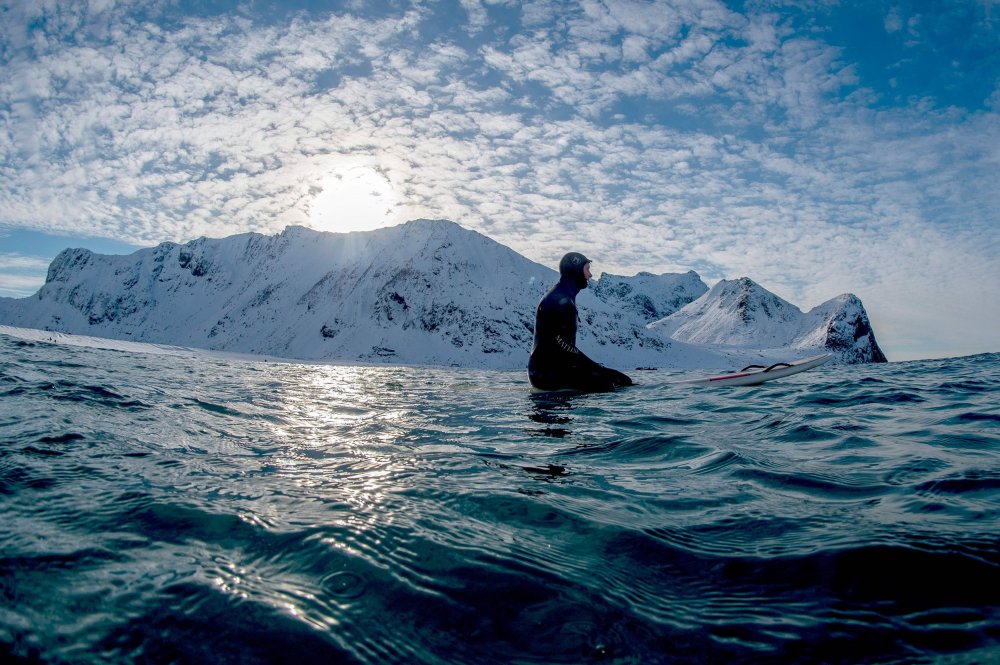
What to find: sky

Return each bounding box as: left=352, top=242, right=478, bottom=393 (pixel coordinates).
left=1, top=0, right=997, bottom=361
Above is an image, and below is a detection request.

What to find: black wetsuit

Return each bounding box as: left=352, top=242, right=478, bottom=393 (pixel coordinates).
left=528, top=254, right=633, bottom=392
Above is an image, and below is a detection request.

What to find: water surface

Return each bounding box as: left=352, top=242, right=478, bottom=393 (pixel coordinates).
left=1, top=332, right=998, bottom=663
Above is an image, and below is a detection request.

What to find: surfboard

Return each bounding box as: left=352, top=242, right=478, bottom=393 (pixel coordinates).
left=676, top=353, right=831, bottom=387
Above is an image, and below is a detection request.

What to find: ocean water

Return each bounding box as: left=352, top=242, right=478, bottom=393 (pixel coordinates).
left=1, top=331, right=998, bottom=665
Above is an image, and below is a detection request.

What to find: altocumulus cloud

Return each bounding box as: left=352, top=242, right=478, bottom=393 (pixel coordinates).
left=0, top=0, right=997, bottom=360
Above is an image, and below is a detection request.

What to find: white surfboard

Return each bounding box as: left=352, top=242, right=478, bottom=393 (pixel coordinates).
left=676, top=353, right=831, bottom=387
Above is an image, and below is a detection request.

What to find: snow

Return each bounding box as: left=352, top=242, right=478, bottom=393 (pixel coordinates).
left=650, top=278, right=803, bottom=346
left=0, top=219, right=887, bottom=369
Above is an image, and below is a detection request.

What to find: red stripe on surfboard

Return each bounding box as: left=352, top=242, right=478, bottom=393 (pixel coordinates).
left=709, top=373, right=752, bottom=381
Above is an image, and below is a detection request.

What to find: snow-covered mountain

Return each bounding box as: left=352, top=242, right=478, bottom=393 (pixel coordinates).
left=592, top=271, right=707, bottom=321
left=0, top=219, right=886, bottom=368
left=649, top=277, right=886, bottom=363
left=797, top=293, right=888, bottom=364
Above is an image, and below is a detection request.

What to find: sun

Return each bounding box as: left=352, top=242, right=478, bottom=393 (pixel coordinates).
left=308, top=164, right=399, bottom=234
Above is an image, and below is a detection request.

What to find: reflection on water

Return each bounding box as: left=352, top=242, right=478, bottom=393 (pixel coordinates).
left=1, top=333, right=999, bottom=664
left=527, top=393, right=576, bottom=438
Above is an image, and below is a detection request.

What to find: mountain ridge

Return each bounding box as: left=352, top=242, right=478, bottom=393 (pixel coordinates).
left=0, top=219, right=887, bottom=368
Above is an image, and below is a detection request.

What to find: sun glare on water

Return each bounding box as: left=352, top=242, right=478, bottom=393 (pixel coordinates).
left=308, top=165, right=399, bottom=234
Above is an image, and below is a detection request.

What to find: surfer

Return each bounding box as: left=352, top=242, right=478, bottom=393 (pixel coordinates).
left=528, top=252, right=634, bottom=392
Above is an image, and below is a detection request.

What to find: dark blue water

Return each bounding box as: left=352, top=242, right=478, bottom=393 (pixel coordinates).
left=1, top=331, right=998, bottom=664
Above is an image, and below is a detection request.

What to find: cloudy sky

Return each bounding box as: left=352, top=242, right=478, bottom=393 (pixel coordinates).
left=1, top=0, right=997, bottom=361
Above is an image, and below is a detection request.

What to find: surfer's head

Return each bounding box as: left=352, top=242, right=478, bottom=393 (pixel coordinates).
left=559, top=252, right=592, bottom=289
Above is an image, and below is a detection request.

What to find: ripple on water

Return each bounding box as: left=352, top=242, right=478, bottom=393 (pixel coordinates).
left=95, top=580, right=357, bottom=664
left=730, top=468, right=887, bottom=501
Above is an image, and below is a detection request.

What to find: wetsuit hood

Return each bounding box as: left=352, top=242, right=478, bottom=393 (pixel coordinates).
left=558, top=252, right=591, bottom=291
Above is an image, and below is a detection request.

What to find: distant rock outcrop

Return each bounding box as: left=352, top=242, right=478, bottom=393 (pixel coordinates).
left=0, top=219, right=886, bottom=368
left=802, top=293, right=888, bottom=364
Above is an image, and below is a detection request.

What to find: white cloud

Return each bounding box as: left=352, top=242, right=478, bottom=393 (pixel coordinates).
left=0, top=273, right=47, bottom=297
left=884, top=6, right=904, bottom=33
left=0, top=253, right=51, bottom=298
left=0, top=254, right=51, bottom=271
left=459, top=0, right=490, bottom=35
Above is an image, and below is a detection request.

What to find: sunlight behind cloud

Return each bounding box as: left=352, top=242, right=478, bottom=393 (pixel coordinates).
left=307, top=164, right=400, bottom=234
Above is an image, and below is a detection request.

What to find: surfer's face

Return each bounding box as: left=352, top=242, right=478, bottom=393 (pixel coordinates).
left=583, top=262, right=592, bottom=280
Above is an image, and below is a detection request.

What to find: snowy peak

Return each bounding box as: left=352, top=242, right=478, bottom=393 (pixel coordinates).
left=592, top=270, right=707, bottom=321
left=802, top=294, right=887, bottom=363
left=652, top=277, right=803, bottom=347
left=650, top=277, right=886, bottom=363
left=47, top=248, right=95, bottom=283
left=296, top=220, right=558, bottom=364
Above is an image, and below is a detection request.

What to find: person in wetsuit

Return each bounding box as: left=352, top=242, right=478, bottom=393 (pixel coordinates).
left=528, top=252, right=634, bottom=392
